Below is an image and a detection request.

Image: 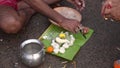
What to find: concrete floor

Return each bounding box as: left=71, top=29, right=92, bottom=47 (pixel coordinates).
left=0, top=0, right=120, bottom=68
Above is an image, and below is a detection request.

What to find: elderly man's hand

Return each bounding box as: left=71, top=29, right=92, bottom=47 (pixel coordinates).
left=67, top=0, right=85, bottom=11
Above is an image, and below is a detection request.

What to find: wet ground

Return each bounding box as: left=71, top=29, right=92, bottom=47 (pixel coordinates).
left=0, top=0, right=120, bottom=68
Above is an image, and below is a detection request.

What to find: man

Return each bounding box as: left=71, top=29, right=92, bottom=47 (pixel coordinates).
left=0, top=0, right=88, bottom=34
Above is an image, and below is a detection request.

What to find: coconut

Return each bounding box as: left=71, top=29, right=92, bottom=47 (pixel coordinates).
left=49, top=7, right=82, bottom=26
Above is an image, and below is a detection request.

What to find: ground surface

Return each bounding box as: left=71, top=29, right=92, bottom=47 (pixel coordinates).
left=0, top=0, right=120, bottom=68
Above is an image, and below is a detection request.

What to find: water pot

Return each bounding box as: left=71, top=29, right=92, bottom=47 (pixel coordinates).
left=20, top=39, right=45, bottom=67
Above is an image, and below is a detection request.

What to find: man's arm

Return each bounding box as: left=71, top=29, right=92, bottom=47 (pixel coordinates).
left=23, top=0, right=88, bottom=33
left=23, top=0, right=65, bottom=25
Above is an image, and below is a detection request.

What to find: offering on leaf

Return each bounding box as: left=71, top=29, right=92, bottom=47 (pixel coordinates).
left=45, top=32, right=75, bottom=54
left=39, top=24, right=94, bottom=61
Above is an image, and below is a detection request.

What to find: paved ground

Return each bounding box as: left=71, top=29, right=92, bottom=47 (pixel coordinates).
left=0, top=0, right=120, bottom=68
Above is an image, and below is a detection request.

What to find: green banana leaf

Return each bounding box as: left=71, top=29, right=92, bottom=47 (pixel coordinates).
left=39, top=24, right=94, bottom=61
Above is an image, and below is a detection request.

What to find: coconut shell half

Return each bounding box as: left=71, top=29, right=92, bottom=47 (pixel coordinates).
left=50, top=7, right=82, bottom=26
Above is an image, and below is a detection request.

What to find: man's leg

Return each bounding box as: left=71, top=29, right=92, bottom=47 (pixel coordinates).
left=0, top=0, right=61, bottom=34
left=0, top=5, right=35, bottom=34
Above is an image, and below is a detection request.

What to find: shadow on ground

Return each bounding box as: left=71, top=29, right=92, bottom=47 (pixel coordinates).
left=0, top=0, right=120, bottom=68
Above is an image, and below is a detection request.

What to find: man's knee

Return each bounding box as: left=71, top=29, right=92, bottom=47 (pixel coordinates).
left=0, top=17, right=23, bottom=34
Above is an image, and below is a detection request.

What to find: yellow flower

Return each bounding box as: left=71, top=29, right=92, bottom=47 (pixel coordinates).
left=59, top=33, right=66, bottom=39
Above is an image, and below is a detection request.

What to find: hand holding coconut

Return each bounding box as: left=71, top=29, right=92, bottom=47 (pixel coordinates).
left=50, top=7, right=89, bottom=33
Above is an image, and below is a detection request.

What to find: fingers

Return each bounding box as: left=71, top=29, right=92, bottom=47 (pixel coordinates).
left=67, top=0, right=85, bottom=11
left=76, top=24, right=89, bottom=34
left=82, top=27, right=89, bottom=34
left=66, top=24, right=89, bottom=34
left=74, top=24, right=83, bottom=33
left=78, top=24, right=84, bottom=30
left=74, top=0, right=85, bottom=11
left=75, top=26, right=80, bottom=33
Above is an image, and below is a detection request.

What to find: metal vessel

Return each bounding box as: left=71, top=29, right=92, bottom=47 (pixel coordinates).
left=20, top=39, right=45, bottom=67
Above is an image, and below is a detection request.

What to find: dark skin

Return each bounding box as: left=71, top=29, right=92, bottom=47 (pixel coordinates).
left=0, top=0, right=88, bottom=34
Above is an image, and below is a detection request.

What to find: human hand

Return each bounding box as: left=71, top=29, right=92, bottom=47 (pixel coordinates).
left=67, top=0, right=85, bottom=11
left=101, top=0, right=120, bottom=21
left=78, top=25, right=89, bottom=34
left=59, top=18, right=89, bottom=33
left=59, top=18, right=80, bottom=33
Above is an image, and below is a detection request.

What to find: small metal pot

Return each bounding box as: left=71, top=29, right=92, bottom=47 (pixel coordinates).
left=20, top=39, right=45, bottom=67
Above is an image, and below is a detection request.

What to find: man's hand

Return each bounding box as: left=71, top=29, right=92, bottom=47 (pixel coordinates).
left=59, top=18, right=80, bottom=33
left=59, top=18, right=89, bottom=33
left=67, top=0, right=85, bottom=11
